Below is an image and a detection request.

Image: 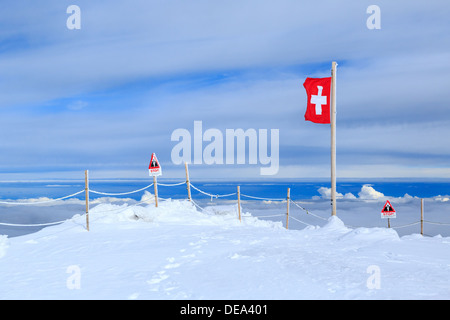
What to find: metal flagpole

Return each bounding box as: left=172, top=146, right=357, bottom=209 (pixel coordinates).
left=331, top=61, right=337, bottom=216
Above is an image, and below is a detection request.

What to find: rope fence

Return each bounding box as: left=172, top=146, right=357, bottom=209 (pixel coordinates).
left=0, top=220, right=70, bottom=227
left=423, top=220, right=450, bottom=226
left=89, top=183, right=154, bottom=196
left=0, top=164, right=449, bottom=237
left=240, top=194, right=284, bottom=201
left=190, top=183, right=236, bottom=199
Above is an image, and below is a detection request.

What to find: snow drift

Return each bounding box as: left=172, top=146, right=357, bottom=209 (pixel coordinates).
left=1, top=198, right=450, bottom=299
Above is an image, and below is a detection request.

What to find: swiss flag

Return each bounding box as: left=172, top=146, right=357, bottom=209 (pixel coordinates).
left=303, top=77, right=331, bottom=124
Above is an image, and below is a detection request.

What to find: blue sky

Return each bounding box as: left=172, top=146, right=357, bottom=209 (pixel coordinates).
left=0, top=0, right=450, bottom=181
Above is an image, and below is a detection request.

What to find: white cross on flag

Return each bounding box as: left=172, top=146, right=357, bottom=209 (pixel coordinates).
left=303, top=77, right=331, bottom=124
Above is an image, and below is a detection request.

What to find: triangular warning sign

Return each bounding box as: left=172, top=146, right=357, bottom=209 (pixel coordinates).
left=381, top=200, right=396, bottom=218
left=148, top=153, right=162, bottom=176
left=149, top=153, right=160, bottom=169
left=381, top=200, right=395, bottom=213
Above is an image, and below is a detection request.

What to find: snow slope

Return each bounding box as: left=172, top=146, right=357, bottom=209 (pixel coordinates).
left=1, top=198, right=450, bottom=300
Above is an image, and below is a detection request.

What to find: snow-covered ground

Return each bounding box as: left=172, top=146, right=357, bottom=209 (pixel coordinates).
left=1, top=193, right=450, bottom=300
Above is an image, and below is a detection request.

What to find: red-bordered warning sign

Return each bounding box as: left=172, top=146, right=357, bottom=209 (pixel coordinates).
left=148, top=153, right=162, bottom=176
left=381, top=200, right=396, bottom=219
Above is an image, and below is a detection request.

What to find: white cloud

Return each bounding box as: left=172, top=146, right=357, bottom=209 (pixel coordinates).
left=314, top=184, right=384, bottom=200
left=316, top=187, right=356, bottom=200
left=358, top=184, right=385, bottom=200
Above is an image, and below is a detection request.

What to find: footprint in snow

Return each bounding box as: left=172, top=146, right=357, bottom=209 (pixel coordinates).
left=128, top=292, right=140, bottom=300
left=164, top=257, right=181, bottom=269
left=147, top=271, right=169, bottom=284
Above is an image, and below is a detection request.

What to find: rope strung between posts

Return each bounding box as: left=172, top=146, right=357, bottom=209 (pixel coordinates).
left=84, top=197, right=155, bottom=216
left=190, top=183, right=217, bottom=198
left=0, top=197, right=157, bottom=227
left=89, top=183, right=154, bottom=196
left=423, top=220, right=450, bottom=226
left=290, top=198, right=328, bottom=222
left=190, top=183, right=236, bottom=199
left=4, top=176, right=450, bottom=234
left=344, top=221, right=422, bottom=229
left=157, top=181, right=186, bottom=187
left=240, top=194, right=285, bottom=201
left=190, top=198, right=207, bottom=212
left=191, top=197, right=284, bottom=219
left=0, top=179, right=185, bottom=227
left=391, top=221, right=421, bottom=229
left=188, top=183, right=320, bottom=226
left=0, top=220, right=68, bottom=227
left=255, top=213, right=285, bottom=218
left=289, top=215, right=313, bottom=226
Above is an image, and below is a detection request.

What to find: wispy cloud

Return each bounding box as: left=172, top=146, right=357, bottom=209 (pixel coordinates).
left=0, top=1, right=449, bottom=180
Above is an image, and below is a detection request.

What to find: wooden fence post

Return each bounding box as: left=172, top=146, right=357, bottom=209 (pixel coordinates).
left=85, top=170, right=89, bottom=231
left=421, top=198, right=424, bottom=236
left=237, top=186, right=241, bottom=222
left=185, top=162, right=192, bottom=201
left=286, top=188, right=290, bottom=229
left=153, top=176, right=159, bottom=207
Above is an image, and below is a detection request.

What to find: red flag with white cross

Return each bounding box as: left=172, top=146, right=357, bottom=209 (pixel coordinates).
left=303, top=77, right=332, bottom=124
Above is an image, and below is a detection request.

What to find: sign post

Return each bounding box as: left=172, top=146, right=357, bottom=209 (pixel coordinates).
left=185, top=162, right=192, bottom=201
left=149, top=153, right=162, bottom=207
left=330, top=61, right=337, bottom=216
